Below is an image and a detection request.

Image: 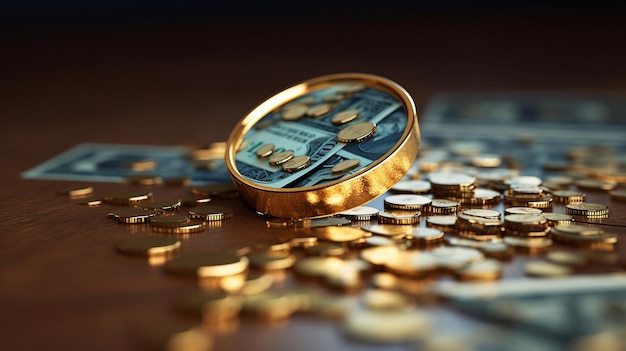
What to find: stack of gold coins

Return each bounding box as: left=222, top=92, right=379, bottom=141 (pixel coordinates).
left=429, top=172, right=476, bottom=202
left=503, top=214, right=549, bottom=237
left=454, top=209, right=502, bottom=241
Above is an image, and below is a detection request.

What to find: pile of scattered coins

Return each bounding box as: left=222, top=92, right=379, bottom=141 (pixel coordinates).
left=56, top=140, right=626, bottom=350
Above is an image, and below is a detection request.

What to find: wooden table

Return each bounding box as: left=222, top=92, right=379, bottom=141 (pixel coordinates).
left=2, top=14, right=626, bottom=351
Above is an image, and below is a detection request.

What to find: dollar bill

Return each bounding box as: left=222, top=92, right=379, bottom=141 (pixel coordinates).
left=21, top=143, right=232, bottom=184
left=236, top=86, right=406, bottom=188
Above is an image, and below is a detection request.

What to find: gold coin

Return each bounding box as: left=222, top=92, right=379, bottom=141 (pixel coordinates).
left=178, top=195, right=211, bottom=206
left=281, top=104, right=308, bottom=121
left=429, top=172, right=476, bottom=187
left=407, top=227, right=444, bottom=242
left=188, top=142, right=226, bottom=160
left=343, top=309, right=431, bottom=343
left=115, top=235, right=181, bottom=256
left=304, top=242, right=347, bottom=257
left=102, top=190, right=153, bottom=205
left=542, top=213, right=574, bottom=226
left=268, top=150, right=294, bottom=166
left=323, top=93, right=344, bottom=103
left=453, top=259, right=502, bottom=281
left=136, top=200, right=182, bottom=212
left=338, top=206, right=379, bottom=221
left=282, top=155, right=311, bottom=173
left=109, top=207, right=159, bottom=224
left=468, top=188, right=502, bottom=205
left=338, top=83, right=366, bottom=95
left=241, top=271, right=274, bottom=296
left=242, top=291, right=299, bottom=320
left=126, top=159, right=157, bottom=171
left=315, top=226, right=369, bottom=243
left=306, top=103, right=331, bottom=118
left=384, top=194, right=431, bottom=210
left=331, top=159, right=360, bottom=175
left=566, top=202, right=609, bottom=217
left=377, top=210, right=421, bottom=225
left=575, top=179, right=616, bottom=191
left=524, top=261, right=571, bottom=277
left=123, top=174, right=163, bottom=185
left=294, top=256, right=345, bottom=277
left=360, top=245, right=400, bottom=266
left=149, top=215, right=190, bottom=227
left=503, top=236, right=553, bottom=249
left=331, top=109, right=360, bottom=125
left=57, top=185, right=94, bottom=197
left=337, top=122, right=376, bottom=143
left=431, top=246, right=484, bottom=270
left=384, top=251, right=438, bottom=277
left=150, top=219, right=207, bottom=234
left=504, top=214, right=548, bottom=227
left=470, top=154, right=502, bottom=168
left=361, top=289, right=413, bottom=311
left=609, top=189, right=626, bottom=203
left=296, top=96, right=316, bottom=105
left=135, top=322, right=213, bottom=351
left=165, top=252, right=249, bottom=277
left=256, top=143, right=275, bottom=158
left=74, top=197, right=102, bottom=206
left=429, top=199, right=460, bottom=215
left=176, top=290, right=243, bottom=319
left=426, top=215, right=457, bottom=227
left=361, top=224, right=412, bottom=238
left=546, top=251, right=588, bottom=266
left=247, top=252, right=296, bottom=270
left=390, top=180, right=431, bottom=194
left=552, top=190, right=586, bottom=204
left=462, top=209, right=501, bottom=219
left=504, top=207, right=543, bottom=216
left=552, top=224, right=604, bottom=236
left=188, top=205, right=233, bottom=221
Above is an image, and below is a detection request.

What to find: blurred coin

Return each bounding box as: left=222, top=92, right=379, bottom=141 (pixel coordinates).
left=305, top=242, right=347, bottom=257
left=191, top=183, right=238, bottom=198
left=407, top=227, right=445, bottom=242
left=126, top=159, right=157, bottom=171
left=103, top=190, right=153, bottom=205
left=134, top=322, right=213, bottom=351
left=361, top=289, right=413, bottom=311
left=151, top=219, right=207, bottom=234
left=575, top=179, right=617, bottom=191
left=123, top=174, right=163, bottom=186
left=116, top=235, right=181, bottom=256
left=431, top=246, right=484, bottom=270
left=316, top=226, right=369, bottom=243
left=331, top=109, right=360, bottom=125
left=149, top=214, right=190, bottom=227
left=390, top=179, right=431, bottom=194
left=281, top=105, right=308, bottom=121
left=306, top=103, right=331, bottom=118
left=609, top=189, right=626, bottom=203
left=247, top=252, right=296, bottom=270
left=74, top=197, right=102, bottom=206
left=453, top=259, right=502, bottom=281
left=524, top=261, right=571, bottom=277
left=165, top=252, right=248, bottom=278
left=57, top=185, right=94, bottom=197
left=546, top=251, right=588, bottom=266
left=343, top=309, right=430, bottom=343
left=309, top=217, right=352, bottom=228
left=268, top=150, right=295, bottom=166
left=542, top=213, right=574, bottom=226
left=385, top=250, right=438, bottom=276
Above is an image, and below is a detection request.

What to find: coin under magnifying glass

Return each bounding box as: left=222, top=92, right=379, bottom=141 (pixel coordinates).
left=225, top=73, right=419, bottom=218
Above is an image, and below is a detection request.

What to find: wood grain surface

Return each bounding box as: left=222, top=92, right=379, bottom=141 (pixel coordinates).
left=2, top=13, right=626, bottom=351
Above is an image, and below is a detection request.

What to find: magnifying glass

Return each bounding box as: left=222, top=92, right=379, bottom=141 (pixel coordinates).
left=225, top=73, right=419, bottom=218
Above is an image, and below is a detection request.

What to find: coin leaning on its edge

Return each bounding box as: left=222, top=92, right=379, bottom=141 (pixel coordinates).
left=225, top=73, right=420, bottom=218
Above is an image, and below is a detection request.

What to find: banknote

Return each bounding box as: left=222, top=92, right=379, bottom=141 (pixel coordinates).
left=20, top=143, right=232, bottom=184
left=235, top=86, right=406, bottom=188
